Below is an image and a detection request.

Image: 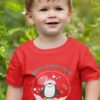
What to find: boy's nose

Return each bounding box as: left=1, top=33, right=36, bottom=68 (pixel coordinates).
left=48, top=10, right=56, bottom=18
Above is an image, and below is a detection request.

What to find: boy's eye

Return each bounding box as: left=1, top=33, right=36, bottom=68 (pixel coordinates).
left=56, top=7, right=63, bottom=11
left=40, top=8, right=48, bottom=11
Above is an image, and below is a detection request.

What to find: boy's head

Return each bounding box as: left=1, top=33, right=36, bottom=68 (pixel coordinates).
left=24, top=0, right=73, bottom=36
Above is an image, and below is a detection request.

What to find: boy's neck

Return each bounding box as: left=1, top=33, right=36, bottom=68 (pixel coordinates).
left=33, top=33, right=68, bottom=49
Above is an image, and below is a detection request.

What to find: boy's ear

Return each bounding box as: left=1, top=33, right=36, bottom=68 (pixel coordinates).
left=25, top=12, right=34, bottom=25
left=67, top=10, right=73, bottom=23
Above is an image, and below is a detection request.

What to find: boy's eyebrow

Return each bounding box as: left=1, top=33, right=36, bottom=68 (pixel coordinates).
left=39, top=4, right=65, bottom=9
left=39, top=6, right=48, bottom=8
left=39, top=0, right=59, bottom=2
left=55, top=4, right=67, bottom=6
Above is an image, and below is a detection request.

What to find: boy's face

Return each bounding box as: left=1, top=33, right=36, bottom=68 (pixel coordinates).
left=26, top=0, right=71, bottom=36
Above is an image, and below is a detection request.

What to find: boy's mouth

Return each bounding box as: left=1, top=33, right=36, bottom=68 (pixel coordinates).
left=46, top=22, right=59, bottom=27
left=46, top=22, right=59, bottom=24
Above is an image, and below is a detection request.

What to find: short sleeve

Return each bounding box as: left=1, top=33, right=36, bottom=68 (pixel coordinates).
left=6, top=48, right=24, bottom=87
left=79, top=46, right=99, bottom=82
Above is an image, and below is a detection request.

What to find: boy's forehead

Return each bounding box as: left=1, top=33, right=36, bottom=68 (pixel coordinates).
left=33, top=0, right=67, bottom=5
left=37, top=0, right=60, bottom=3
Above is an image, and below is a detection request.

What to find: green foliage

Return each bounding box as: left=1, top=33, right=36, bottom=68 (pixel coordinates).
left=0, top=0, right=100, bottom=99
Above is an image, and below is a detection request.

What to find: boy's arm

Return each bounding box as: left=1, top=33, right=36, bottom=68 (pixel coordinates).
left=6, top=85, right=23, bottom=100
left=85, top=79, right=100, bottom=100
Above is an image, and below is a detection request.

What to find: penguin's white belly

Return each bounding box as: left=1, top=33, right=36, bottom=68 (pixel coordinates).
left=44, top=86, right=55, bottom=97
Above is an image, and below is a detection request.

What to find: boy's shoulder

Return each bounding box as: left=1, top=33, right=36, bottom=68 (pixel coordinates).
left=69, top=37, right=88, bottom=49
left=15, top=40, right=33, bottom=52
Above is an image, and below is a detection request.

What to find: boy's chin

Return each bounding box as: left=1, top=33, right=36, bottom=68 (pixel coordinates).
left=42, top=32, right=61, bottom=36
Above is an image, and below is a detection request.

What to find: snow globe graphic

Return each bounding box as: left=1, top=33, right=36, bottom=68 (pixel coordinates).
left=31, top=70, right=71, bottom=100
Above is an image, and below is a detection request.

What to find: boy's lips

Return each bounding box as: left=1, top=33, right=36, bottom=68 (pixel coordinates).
left=46, top=22, right=59, bottom=24
left=46, top=22, right=59, bottom=28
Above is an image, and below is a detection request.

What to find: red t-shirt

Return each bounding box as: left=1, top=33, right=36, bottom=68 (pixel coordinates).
left=6, top=37, right=99, bottom=100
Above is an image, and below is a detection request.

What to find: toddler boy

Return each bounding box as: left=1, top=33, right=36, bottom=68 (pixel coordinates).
left=6, top=0, right=100, bottom=100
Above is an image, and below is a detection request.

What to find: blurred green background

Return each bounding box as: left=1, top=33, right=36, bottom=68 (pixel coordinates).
left=0, top=0, right=100, bottom=99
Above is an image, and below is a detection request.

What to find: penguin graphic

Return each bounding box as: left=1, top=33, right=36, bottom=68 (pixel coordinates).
left=41, top=80, right=60, bottom=99
left=34, top=80, right=67, bottom=100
